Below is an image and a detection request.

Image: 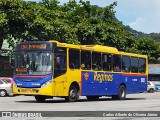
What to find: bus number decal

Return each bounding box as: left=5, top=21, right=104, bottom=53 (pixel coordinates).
left=94, top=72, right=113, bottom=83
left=141, top=78, right=145, bottom=82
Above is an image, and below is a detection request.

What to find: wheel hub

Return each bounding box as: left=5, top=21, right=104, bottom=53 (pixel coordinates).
left=0, top=91, right=6, bottom=96
left=70, top=90, right=76, bottom=98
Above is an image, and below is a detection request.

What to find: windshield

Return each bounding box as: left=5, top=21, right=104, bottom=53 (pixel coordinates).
left=0, top=78, right=11, bottom=83
left=15, top=51, right=52, bottom=75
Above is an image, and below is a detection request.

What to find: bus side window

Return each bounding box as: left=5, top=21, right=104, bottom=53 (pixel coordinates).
left=54, top=47, right=67, bottom=78
left=122, top=56, right=130, bottom=72
left=92, top=52, right=101, bottom=70
left=113, top=54, right=121, bottom=72
left=55, top=57, right=60, bottom=69
left=102, top=54, right=112, bottom=71
left=81, top=51, right=91, bottom=70
left=131, top=57, right=138, bottom=73
left=139, top=58, right=146, bottom=73
left=69, top=49, right=80, bottom=69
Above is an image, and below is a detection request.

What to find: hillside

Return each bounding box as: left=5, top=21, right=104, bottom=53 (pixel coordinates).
left=124, top=25, right=160, bottom=42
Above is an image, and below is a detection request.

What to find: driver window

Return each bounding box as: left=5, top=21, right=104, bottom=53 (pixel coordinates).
left=54, top=47, right=67, bottom=78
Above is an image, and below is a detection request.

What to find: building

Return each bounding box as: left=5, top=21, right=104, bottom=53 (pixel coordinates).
left=148, top=64, right=160, bottom=85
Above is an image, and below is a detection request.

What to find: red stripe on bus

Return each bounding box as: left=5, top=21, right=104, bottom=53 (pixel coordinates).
left=122, top=73, right=147, bottom=76
left=14, top=74, right=50, bottom=78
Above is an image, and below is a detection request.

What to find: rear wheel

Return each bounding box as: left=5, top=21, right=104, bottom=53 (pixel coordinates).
left=0, top=90, right=7, bottom=97
left=65, top=85, right=79, bottom=102
left=35, top=96, right=46, bottom=102
left=112, top=85, right=126, bottom=100
left=86, top=96, right=99, bottom=101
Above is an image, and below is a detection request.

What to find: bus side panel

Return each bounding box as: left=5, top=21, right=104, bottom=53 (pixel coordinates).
left=54, top=69, right=81, bottom=96
left=81, top=72, right=147, bottom=96
left=122, top=74, right=147, bottom=94
left=53, top=74, right=66, bottom=96
left=81, top=71, right=120, bottom=96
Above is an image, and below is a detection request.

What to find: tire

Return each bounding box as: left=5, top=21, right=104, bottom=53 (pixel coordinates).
left=148, top=88, right=154, bottom=93
left=112, top=85, right=126, bottom=100
left=65, top=85, right=79, bottom=102
left=35, top=96, right=46, bottom=102
left=0, top=90, right=7, bottom=97
left=86, top=96, right=99, bottom=101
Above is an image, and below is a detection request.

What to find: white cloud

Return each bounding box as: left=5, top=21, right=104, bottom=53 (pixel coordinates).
left=115, top=0, right=160, bottom=33
left=129, top=17, right=146, bottom=27
left=86, top=0, right=160, bottom=33
left=128, top=17, right=149, bottom=33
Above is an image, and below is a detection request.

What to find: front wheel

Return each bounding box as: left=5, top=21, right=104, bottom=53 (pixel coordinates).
left=35, top=96, right=46, bottom=102
left=65, top=85, right=79, bottom=102
left=112, top=85, right=126, bottom=100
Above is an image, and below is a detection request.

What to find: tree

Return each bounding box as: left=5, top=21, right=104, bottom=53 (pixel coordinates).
left=135, top=37, right=160, bottom=62
left=61, top=0, right=135, bottom=51
left=0, top=0, right=62, bottom=49
left=0, top=0, right=134, bottom=50
left=1, top=0, right=160, bottom=62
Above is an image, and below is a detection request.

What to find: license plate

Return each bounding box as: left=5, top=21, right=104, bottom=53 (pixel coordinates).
left=21, top=88, right=38, bottom=93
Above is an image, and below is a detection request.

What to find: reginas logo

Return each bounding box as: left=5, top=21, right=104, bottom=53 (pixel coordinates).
left=94, top=72, right=113, bottom=83
left=84, top=73, right=89, bottom=80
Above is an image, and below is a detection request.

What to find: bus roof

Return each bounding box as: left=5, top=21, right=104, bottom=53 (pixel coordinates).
left=80, top=45, right=118, bottom=52
left=49, top=40, right=80, bottom=49
left=49, top=40, right=147, bottom=58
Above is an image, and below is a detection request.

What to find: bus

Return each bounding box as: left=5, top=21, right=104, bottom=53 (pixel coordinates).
left=13, top=40, right=148, bottom=102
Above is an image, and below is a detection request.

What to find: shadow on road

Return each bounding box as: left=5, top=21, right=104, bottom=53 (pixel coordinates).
left=14, top=97, right=146, bottom=103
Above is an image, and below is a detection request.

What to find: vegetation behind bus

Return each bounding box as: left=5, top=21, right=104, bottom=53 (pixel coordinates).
left=0, top=50, right=14, bottom=77
left=0, top=0, right=159, bottom=62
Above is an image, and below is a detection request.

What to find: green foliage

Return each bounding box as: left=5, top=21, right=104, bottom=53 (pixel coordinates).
left=0, top=65, right=13, bottom=77
left=0, top=0, right=160, bottom=62
left=135, top=37, right=160, bottom=61
left=125, top=25, right=160, bottom=62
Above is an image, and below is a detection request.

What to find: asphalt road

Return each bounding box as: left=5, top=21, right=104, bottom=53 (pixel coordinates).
left=0, top=91, right=160, bottom=120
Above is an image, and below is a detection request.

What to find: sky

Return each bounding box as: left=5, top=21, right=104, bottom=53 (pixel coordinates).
left=24, top=0, right=160, bottom=34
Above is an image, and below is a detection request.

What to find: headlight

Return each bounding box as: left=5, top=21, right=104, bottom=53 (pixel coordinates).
left=14, top=82, right=22, bottom=87
left=41, top=80, right=52, bottom=88
left=13, top=81, right=22, bottom=87
left=13, top=81, right=17, bottom=87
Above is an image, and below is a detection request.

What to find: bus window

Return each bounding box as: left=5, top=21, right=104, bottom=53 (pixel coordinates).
left=102, top=54, right=112, bottom=71
left=139, top=58, right=146, bottom=73
left=122, top=56, right=130, bottom=72
left=69, top=49, right=80, bottom=69
left=54, top=47, right=67, bottom=77
left=113, top=55, right=121, bottom=72
left=131, top=57, right=138, bottom=73
left=92, top=52, right=101, bottom=70
left=81, top=51, right=91, bottom=70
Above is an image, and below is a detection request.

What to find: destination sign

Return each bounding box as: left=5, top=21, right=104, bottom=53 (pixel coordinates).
left=16, top=68, right=27, bottom=73
left=16, top=41, right=57, bottom=51
left=20, top=44, right=47, bottom=50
